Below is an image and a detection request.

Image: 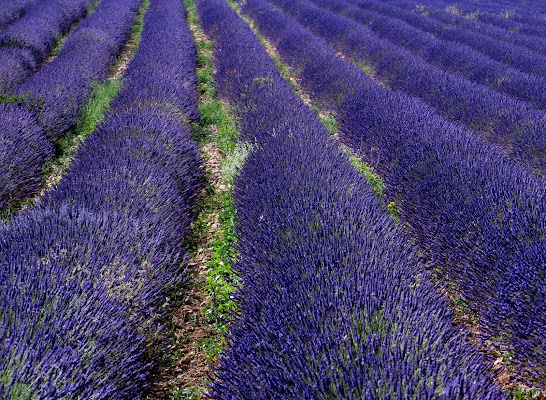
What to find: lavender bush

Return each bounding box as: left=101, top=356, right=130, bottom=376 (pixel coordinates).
left=0, top=0, right=39, bottom=30
left=0, top=103, right=51, bottom=212
left=409, top=2, right=546, bottom=50
left=352, top=0, right=546, bottom=77
left=0, top=0, right=94, bottom=93
left=0, top=0, right=201, bottom=397
left=270, top=0, right=546, bottom=176
left=313, top=0, right=546, bottom=111
left=197, top=0, right=502, bottom=397
left=243, top=0, right=546, bottom=385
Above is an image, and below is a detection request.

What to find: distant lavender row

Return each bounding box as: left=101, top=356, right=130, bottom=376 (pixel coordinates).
left=0, top=0, right=202, bottom=397
left=314, top=0, right=546, bottom=111
left=16, top=0, right=142, bottom=140
left=399, top=2, right=546, bottom=53
left=272, top=0, right=546, bottom=176
left=407, top=2, right=546, bottom=51
left=387, top=0, right=546, bottom=19
left=0, top=0, right=95, bottom=93
left=354, top=0, right=546, bottom=77
left=399, top=0, right=546, bottom=34
left=491, top=8, right=546, bottom=28
left=469, top=1, right=546, bottom=15
left=456, top=7, right=546, bottom=41
left=0, top=0, right=38, bottom=30
left=197, top=0, right=502, bottom=398
left=0, top=0, right=141, bottom=212
left=246, top=0, right=546, bottom=385
left=111, top=0, right=199, bottom=121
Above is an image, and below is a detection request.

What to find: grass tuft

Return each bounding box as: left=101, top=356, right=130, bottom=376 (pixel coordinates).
left=128, top=0, right=150, bottom=58
left=167, top=386, right=206, bottom=400
left=321, top=116, right=338, bottom=135
left=196, top=100, right=239, bottom=152
left=343, top=147, right=386, bottom=199
left=509, top=388, right=541, bottom=400
left=88, top=0, right=102, bottom=13
left=221, top=141, right=253, bottom=184
left=76, top=79, right=122, bottom=137
left=358, top=62, right=374, bottom=76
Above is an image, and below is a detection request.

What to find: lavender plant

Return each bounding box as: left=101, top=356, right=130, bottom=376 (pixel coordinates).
left=351, top=0, right=546, bottom=77
left=312, top=0, right=546, bottom=111
left=196, top=0, right=502, bottom=397
left=0, top=0, right=39, bottom=30
left=0, top=0, right=202, bottom=397
left=0, top=0, right=95, bottom=93
left=242, top=0, right=546, bottom=385
left=0, top=103, right=52, bottom=213
left=409, top=2, right=546, bottom=50
left=269, top=0, right=546, bottom=176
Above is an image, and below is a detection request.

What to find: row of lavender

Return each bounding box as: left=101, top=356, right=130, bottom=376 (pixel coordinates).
left=196, top=0, right=502, bottom=397
left=0, top=0, right=201, bottom=397
left=394, top=0, right=546, bottom=52
left=438, top=0, right=546, bottom=17
left=388, top=0, right=546, bottom=37
left=429, top=4, right=545, bottom=45
left=0, top=0, right=38, bottom=30
left=242, top=0, right=546, bottom=386
left=445, top=2, right=546, bottom=32
left=0, top=0, right=141, bottom=212
left=319, top=0, right=546, bottom=111
left=355, top=0, right=546, bottom=78
left=271, top=0, right=546, bottom=177
left=0, top=0, right=95, bottom=94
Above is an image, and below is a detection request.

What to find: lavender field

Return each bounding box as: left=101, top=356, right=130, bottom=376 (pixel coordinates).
left=0, top=0, right=544, bottom=398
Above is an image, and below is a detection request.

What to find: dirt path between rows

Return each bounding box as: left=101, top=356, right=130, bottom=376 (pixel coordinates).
left=144, top=142, right=226, bottom=399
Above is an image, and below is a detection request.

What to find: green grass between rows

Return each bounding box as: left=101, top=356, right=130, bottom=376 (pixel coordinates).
left=165, top=0, right=243, bottom=397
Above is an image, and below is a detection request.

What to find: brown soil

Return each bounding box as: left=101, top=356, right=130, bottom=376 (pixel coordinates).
left=439, top=285, right=545, bottom=396
left=44, top=44, right=63, bottom=65
left=144, top=142, right=226, bottom=399
left=110, top=31, right=139, bottom=79
left=188, top=18, right=207, bottom=49
left=143, top=268, right=215, bottom=399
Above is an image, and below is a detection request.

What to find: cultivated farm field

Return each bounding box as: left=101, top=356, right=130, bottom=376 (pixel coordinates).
left=0, top=0, right=545, bottom=398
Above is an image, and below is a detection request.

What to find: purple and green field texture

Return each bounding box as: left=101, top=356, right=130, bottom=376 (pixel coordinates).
left=0, top=0, right=544, bottom=398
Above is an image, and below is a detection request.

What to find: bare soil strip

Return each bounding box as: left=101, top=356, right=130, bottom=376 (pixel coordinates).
left=145, top=143, right=226, bottom=399
left=144, top=1, right=240, bottom=397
